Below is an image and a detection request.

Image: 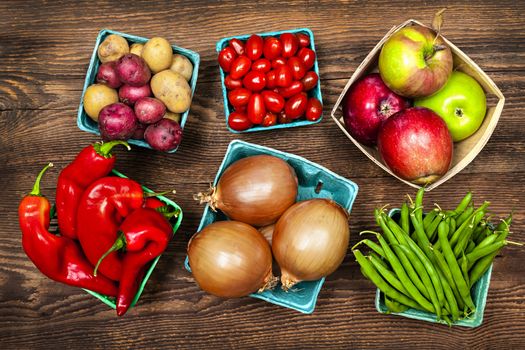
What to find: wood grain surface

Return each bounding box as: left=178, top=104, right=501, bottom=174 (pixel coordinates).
left=1, top=0, right=524, bottom=348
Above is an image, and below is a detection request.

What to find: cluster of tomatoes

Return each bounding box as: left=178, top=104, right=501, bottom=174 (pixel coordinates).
left=218, top=32, right=323, bottom=131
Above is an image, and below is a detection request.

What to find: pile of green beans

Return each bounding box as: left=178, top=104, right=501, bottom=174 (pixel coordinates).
left=353, top=188, right=517, bottom=324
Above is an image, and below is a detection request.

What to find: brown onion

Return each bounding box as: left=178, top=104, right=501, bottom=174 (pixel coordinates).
left=272, top=199, right=350, bottom=290
left=259, top=224, right=275, bottom=245
left=196, top=155, right=298, bottom=227
left=187, top=221, right=275, bottom=298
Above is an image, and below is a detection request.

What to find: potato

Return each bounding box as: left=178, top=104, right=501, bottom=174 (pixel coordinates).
left=130, top=43, right=144, bottom=56
left=98, top=34, right=129, bottom=63
left=169, top=54, right=193, bottom=81
left=142, top=37, right=173, bottom=73
left=164, top=111, right=181, bottom=123
left=83, top=84, right=119, bottom=121
left=151, top=70, right=192, bottom=113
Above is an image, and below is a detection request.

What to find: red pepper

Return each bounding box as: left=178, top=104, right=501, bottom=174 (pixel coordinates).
left=56, top=141, right=130, bottom=239
left=95, top=208, right=174, bottom=316
left=19, top=164, right=118, bottom=296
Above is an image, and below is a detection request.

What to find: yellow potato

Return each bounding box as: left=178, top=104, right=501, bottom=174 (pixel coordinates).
left=164, top=111, right=182, bottom=123
left=142, top=37, right=173, bottom=73
left=129, top=43, right=144, bottom=56
left=83, top=84, right=118, bottom=121
left=151, top=70, right=192, bottom=113
left=169, top=54, right=193, bottom=81
left=97, top=34, right=129, bottom=63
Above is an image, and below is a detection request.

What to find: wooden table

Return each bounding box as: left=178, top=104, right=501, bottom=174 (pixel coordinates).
left=1, top=0, right=524, bottom=348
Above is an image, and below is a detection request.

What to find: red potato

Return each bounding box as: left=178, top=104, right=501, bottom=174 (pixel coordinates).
left=131, top=122, right=147, bottom=140
left=96, top=62, right=121, bottom=89
left=98, top=102, right=138, bottom=141
left=115, top=54, right=151, bottom=86
left=119, top=84, right=152, bottom=106
left=144, top=118, right=183, bottom=152
left=134, top=97, right=166, bottom=124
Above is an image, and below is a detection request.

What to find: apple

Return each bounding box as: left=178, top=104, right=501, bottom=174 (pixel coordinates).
left=377, top=107, right=453, bottom=185
left=414, top=71, right=486, bottom=142
left=379, top=25, right=453, bottom=98
left=342, top=73, right=410, bottom=145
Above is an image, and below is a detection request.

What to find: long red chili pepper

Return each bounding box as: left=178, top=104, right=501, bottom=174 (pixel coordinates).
left=19, top=163, right=118, bottom=296
left=76, top=177, right=146, bottom=281
left=94, top=208, right=174, bottom=316
left=56, top=141, right=130, bottom=239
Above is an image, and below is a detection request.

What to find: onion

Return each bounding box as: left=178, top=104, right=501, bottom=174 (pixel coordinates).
left=187, top=221, right=276, bottom=298
left=196, top=155, right=298, bottom=227
left=272, top=199, right=350, bottom=289
left=258, top=224, right=275, bottom=245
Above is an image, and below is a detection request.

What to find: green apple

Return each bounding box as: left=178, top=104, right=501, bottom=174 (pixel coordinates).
left=414, top=71, right=486, bottom=142
left=379, top=25, right=453, bottom=98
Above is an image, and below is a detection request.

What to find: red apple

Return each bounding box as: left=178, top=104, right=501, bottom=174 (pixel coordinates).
left=342, top=73, right=410, bottom=145
left=377, top=107, right=453, bottom=185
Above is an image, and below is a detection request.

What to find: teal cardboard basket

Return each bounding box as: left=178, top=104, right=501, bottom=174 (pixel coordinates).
left=374, top=208, right=493, bottom=327
left=184, top=140, right=358, bottom=313
left=83, top=169, right=183, bottom=311
left=77, top=29, right=200, bottom=153
left=217, top=28, right=323, bottom=133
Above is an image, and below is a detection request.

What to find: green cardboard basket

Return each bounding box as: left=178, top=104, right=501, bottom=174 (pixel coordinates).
left=374, top=208, right=492, bottom=327
left=82, top=169, right=183, bottom=310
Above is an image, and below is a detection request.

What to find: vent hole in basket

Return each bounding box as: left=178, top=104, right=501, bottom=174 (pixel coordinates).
left=314, top=181, right=323, bottom=194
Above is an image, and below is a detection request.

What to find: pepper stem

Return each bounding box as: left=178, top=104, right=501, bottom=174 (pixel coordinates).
left=155, top=206, right=181, bottom=219
left=30, top=163, right=53, bottom=196
left=144, top=189, right=176, bottom=198
left=94, top=232, right=126, bottom=276
left=96, top=140, right=131, bottom=157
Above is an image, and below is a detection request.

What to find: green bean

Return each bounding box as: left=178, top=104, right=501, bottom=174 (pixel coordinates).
left=405, top=239, right=445, bottom=309
left=448, top=217, right=457, bottom=239
left=410, top=210, right=433, bottom=260
left=456, top=205, right=474, bottom=227
left=395, top=244, right=441, bottom=318
left=375, top=234, right=434, bottom=312
left=400, top=202, right=410, bottom=235
left=385, top=296, right=410, bottom=313
left=353, top=249, right=424, bottom=311
left=423, top=209, right=438, bottom=229
left=414, top=187, right=425, bottom=224
left=460, top=252, right=470, bottom=287
left=453, top=221, right=475, bottom=258
left=466, top=241, right=507, bottom=269
left=474, top=234, right=499, bottom=251
left=465, top=240, right=476, bottom=254
left=374, top=209, right=399, bottom=245
left=472, top=223, right=486, bottom=243
left=436, top=267, right=460, bottom=321
left=353, top=239, right=385, bottom=259
left=453, top=191, right=472, bottom=216
left=432, top=247, right=465, bottom=310
left=369, top=254, right=409, bottom=296
left=383, top=212, right=409, bottom=246
left=427, top=212, right=445, bottom=243
left=435, top=216, right=455, bottom=250
left=437, top=221, right=476, bottom=310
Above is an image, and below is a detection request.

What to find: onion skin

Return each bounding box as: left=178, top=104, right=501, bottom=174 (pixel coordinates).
left=188, top=221, right=275, bottom=298
left=272, top=199, right=350, bottom=289
left=197, top=155, right=298, bottom=227
left=258, top=224, right=275, bottom=246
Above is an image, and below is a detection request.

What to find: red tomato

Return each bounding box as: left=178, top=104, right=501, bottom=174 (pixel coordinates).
left=297, top=33, right=310, bottom=48
left=263, top=37, right=282, bottom=60
left=251, top=58, right=271, bottom=73
left=287, top=57, right=306, bottom=80
left=229, top=56, right=252, bottom=79
left=224, top=75, right=243, bottom=90
left=242, top=71, right=266, bottom=91
left=228, top=111, right=252, bottom=131
left=278, top=110, right=292, bottom=124
left=266, top=70, right=277, bottom=89
left=285, top=93, right=308, bottom=119
left=280, top=33, right=299, bottom=58
left=276, top=65, right=293, bottom=88
left=297, top=48, right=316, bottom=70
left=235, top=105, right=247, bottom=113
left=245, top=34, right=263, bottom=60
left=218, top=47, right=237, bottom=72
left=271, top=57, right=287, bottom=69
left=306, top=97, right=323, bottom=121
left=277, top=80, right=303, bottom=98
left=229, top=38, right=245, bottom=56
left=228, top=88, right=251, bottom=108
left=262, top=111, right=277, bottom=127
left=261, top=90, right=285, bottom=113
left=301, top=71, right=319, bottom=91
left=247, top=93, right=266, bottom=124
